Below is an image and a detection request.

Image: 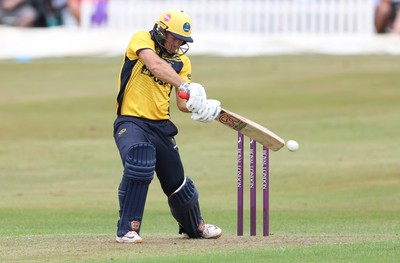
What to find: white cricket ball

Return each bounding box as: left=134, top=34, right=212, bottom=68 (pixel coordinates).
left=286, top=140, right=299, bottom=152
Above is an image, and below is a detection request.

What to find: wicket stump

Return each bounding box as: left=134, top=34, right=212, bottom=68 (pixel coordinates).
left=237, top=132, right=270, bottom=236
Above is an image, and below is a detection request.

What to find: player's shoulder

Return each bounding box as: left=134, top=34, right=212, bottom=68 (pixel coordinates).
left=132, top=30, right=152, bottom=40
left=178, top=53, right=191, bottom=65
left=127, top=30, right=154, bottom=57
left=179, top=55, right=190, bottom=65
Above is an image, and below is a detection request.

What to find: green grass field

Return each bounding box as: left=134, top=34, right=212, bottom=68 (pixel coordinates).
left=0, top=55, right=399, bottom=262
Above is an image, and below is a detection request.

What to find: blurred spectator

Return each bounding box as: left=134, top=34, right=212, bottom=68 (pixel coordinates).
left=67, top=0, right=81, bottom=24
left=67, top=0, right=108, bottom=26
left=375, top=0, right=400, bottom=34
left=0, top=0, right=38, bottom=27
left=31, top=0, right=68, bottom=27
left=90, top=0, right=107, bottom=26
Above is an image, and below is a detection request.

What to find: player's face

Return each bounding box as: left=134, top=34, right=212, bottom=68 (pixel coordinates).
left=164, top=32, right=183, bottom=54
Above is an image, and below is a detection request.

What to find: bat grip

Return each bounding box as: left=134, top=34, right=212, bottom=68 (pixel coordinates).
left=178, top=84, right=190, bottom=100
left=178, top=91, right=190, bottom=100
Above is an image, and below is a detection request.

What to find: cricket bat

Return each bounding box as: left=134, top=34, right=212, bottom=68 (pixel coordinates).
left=217, top=108, right=285, bottom=151
left=178, top=90, right=285, bottom=152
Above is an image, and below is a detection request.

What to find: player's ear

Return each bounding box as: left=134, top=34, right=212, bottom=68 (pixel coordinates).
left=154, top=23, right=167, bottom=42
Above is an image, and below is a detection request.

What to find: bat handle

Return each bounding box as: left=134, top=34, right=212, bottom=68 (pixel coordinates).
left=178, top=84, right=190, bottom=100
left=178, top=91, right=190, bottom=100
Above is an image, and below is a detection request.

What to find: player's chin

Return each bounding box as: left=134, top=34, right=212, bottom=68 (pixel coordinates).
left=168, top=47, right=179, bottom=54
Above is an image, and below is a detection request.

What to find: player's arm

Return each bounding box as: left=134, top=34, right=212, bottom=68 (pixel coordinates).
left=175, top=87, right=190, bottom=112
left=137, top=48, right=189, bottom=112
left=138, top=49, right=185, bottom=88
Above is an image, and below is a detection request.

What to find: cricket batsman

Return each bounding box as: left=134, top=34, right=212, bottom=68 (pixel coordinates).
left=113, top=9, right=223, bottom=243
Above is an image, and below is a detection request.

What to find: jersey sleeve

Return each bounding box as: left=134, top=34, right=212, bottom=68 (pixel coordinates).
left=126, top=31, right=155, bottom=60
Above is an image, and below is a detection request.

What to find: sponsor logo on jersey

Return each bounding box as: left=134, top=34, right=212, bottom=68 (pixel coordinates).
left=141, top=65, right=168, bottom=86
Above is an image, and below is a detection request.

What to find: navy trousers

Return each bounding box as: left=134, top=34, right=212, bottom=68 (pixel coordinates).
left=113, top=115, right=185, bottom=196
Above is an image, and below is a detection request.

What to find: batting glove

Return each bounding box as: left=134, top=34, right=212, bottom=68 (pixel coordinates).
left=191, top=99, right=221, bottom=123
left=184, top=83, right=207, bottom=113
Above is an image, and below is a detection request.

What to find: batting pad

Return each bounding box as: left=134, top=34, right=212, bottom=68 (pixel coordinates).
left=168, top=177, right=203, bottom=238
left=117, top=143, right=156, bottom=237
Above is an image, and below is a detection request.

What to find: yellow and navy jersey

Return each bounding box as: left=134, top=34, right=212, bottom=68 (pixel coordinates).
left=116, top=30, right=192, bottom=120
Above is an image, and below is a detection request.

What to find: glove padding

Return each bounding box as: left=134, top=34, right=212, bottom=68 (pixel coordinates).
left=191, top=99, right=221, bottom=123
left=185, top=83, right=207, bottom=113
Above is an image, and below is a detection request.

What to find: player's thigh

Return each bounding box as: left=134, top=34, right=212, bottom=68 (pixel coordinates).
left=114, top=121, right=149, bottom=164
left=154, top=138, right=184, bottom=196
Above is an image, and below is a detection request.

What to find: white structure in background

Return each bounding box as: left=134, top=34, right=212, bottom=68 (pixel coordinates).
left=3, top=0, right=400, bottom=60
left=80, top=0, right=375, bottom=35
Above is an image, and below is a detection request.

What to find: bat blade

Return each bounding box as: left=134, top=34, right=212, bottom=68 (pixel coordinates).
left=177, top=90, right=285, bottom=151
left=217, top=108, right=285, bottom=151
